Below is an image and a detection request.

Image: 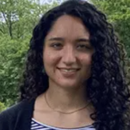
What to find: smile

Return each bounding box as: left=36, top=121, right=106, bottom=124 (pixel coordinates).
left=60, top=69, right=78, bottom=72
left=57, top=68, right=80, bottom=77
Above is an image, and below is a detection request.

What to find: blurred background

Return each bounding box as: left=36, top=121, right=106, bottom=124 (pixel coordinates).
left=0, top=0, right=130, bottom=112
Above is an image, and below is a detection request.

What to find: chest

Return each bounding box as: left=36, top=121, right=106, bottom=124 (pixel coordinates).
left=33, top=109, right=94, bottom=129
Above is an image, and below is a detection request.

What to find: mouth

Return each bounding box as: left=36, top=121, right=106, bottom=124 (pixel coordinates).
left=59, top=68, right=79, bottom=72
left=57, top=67, right=80, bottom=76
left=57, top=67, right=80, bottom=71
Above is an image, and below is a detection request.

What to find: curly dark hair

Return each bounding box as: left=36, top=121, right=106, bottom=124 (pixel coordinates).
left=20, top=0, right=130, bottom=129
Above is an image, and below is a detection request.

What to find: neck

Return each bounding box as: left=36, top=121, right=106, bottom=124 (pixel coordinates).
left=44, top=83, right=89, bottom=113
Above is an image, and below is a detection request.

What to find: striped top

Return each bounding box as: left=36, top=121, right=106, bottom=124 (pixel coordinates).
left=31, top=118, right=95, bottom=130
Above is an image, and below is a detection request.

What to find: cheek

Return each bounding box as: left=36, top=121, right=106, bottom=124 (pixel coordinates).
left=43, top=50, right=60, bottom=67
left=80, top=54, right=93, bottom=66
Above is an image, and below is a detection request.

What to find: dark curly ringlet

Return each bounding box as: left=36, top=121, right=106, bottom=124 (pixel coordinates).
left=20, top=0, right=130, bottom=130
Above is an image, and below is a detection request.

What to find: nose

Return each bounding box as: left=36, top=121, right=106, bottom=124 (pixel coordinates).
left=62, top=46, right=76, bottom=66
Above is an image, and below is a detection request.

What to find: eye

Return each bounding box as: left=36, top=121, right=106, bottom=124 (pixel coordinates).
left=50, top=43, right=63, bottom=49
left=77, top=44, right=91, bottom=50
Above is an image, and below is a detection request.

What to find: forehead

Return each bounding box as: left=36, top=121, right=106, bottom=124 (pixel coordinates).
left=45, top=15, right=90, bottom=40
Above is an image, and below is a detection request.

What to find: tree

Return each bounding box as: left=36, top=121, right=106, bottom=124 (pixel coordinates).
left=0, top=101, right=6, bottom=112
left=92, top=0, right=130, bottom=57
left=92, top=0, right=130, bottom=85
left=0, top=0, right=58, bottom=106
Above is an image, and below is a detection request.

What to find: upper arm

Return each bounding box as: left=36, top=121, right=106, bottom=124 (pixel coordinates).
left=0, top=110, right=9, bottom=130
left=0, top=106, right=18, bottom=130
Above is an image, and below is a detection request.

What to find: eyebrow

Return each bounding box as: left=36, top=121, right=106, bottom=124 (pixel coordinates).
left=48, top=37, right=64, bottom=41
left=75, top=38, right=90, bottom=43
left=48, top=37, right=90, bottom=42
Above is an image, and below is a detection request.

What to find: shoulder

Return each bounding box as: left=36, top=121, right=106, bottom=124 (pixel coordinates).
left=0, top=98, right=35, bottom=129
left=0, top=99, right=34, bottom=117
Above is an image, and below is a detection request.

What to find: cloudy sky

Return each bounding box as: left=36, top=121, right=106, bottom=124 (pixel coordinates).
left=41, top=0, right=88, bottom=4
left=41, top=0, right=65, bottom=4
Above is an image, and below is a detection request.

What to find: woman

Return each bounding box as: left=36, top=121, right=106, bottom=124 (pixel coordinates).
left=0, top=0, right=130, bottom=130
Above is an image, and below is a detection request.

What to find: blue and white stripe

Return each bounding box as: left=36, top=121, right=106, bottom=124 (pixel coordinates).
left=31, top=118, right=95, bottom=130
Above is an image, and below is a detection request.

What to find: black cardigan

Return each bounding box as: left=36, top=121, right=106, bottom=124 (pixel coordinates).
left=0, top=98, right=36, bottom=130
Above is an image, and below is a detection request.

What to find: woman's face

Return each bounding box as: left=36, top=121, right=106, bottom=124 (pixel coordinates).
left=43, top=15, right=94, bottom=89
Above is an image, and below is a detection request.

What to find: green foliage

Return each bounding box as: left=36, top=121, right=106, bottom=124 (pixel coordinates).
left=0, top=36, right=28, bottom=105
left=0, top=0, right=58, bottom=106
left=92, top=0, right=130, bottom=85
left=92, top=0, right=130, bottom=57
left=0, top=102, right=6, bottom=112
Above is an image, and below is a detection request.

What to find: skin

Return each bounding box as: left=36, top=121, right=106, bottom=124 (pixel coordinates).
left=43, top=15, right=93, bottom=90
left=33, top=15, right=94, bottom=128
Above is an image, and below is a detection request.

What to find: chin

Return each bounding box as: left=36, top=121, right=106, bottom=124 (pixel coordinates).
left=57, top=81, right=81, bottom=89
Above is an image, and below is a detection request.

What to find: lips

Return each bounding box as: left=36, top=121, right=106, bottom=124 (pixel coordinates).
left=60, top=69, right=78, bottom=72
left=57, top=67, right=80, bottom=71
left=57, top=67, right=80, bottom=77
